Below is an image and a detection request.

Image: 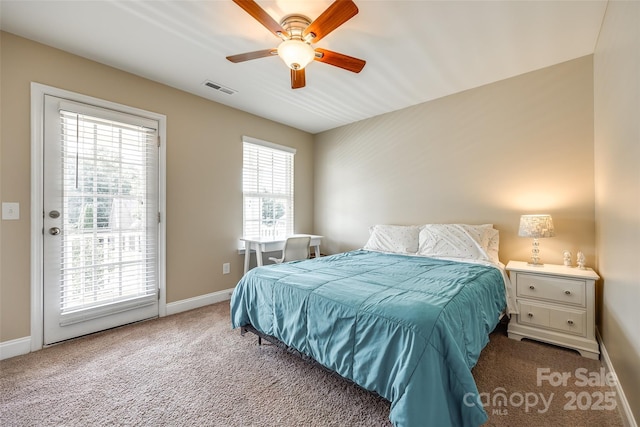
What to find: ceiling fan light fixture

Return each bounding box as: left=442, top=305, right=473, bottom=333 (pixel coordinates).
left=228, top=0, right=365, bottom=89
left=277, top=39, right=315, bottom=70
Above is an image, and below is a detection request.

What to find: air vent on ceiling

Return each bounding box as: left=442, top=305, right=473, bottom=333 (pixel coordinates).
left=203, top=80, right=237, bottom=95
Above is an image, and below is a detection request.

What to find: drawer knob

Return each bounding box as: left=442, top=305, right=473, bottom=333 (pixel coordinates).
left=564, top=290, right=571, bottom=295
left=528, top=312, right=534, bottom=318
left=529, top=285, right=535, bottom=290
left=567, top=320, right=574, bottom=325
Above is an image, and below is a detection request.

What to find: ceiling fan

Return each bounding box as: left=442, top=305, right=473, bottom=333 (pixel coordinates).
left=226, top=0, right=366, bottom=89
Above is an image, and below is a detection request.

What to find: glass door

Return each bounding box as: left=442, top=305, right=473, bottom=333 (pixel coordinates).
left=43, top=95, right=159, bottom=344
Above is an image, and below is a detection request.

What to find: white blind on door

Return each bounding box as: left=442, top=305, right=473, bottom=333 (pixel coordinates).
left=57, top=102, right=158, bottom=324
left=242, top=137, right=295, bottom=240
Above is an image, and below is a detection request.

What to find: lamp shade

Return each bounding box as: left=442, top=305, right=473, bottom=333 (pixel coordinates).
left=277, top=39, right=315, bottom=70
left=518, top=214, right=555, bottom=238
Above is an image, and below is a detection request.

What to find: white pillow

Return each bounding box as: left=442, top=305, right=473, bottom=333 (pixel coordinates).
left=485, top=228, right=500, bottom=264
left=363, top=224, right=420, bottom=254
left=417, top=224, right=494, bottom=261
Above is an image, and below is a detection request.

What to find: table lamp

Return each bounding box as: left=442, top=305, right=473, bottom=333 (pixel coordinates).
left=518, top=214, right=555, bottom=266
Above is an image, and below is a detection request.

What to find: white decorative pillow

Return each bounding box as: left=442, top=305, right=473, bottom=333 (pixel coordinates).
left=363, top=224, right=420, bottom=254
left=485, top=228, right=500, bottom=264
left=417, top=224, right=494, bottom=261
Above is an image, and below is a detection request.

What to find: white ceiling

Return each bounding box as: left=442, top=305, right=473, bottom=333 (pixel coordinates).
left=1, top=0, right=607, bottom=134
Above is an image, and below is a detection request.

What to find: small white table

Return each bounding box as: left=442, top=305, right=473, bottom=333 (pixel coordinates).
left=240, top=235, right=323, bottom=274
left=506, top=261, right=600, bottom=359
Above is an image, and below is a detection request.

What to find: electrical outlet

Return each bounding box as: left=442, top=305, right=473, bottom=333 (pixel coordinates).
left=222, top=263, right=230, bottom=275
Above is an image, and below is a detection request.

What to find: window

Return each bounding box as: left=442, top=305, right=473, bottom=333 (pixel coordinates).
left=57, top=100, right=159, bottom=320
left=242, top=136, right=295, bottom=240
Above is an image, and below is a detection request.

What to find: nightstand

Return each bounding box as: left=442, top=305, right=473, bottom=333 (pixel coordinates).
left=506, top=260, right=600, bottom=359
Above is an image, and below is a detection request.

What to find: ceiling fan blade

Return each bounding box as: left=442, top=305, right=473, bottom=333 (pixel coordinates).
left=314, top=48, right=365, bottom=73
left=226, top=49, right=277, bottom=63
left=303, top=0, right=358, bottom=43
left=232, top=0, right=289, bottom=39
left=291, top=68, right=306, bottom=89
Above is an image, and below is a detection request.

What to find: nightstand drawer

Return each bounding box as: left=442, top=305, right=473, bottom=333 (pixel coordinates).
left=516, top=273, right=585, bottom=307
left=518, top=302, right=586, bottom=336
left=550, top=308, right=586, bottom=336
left=518, top=302, right=550, bottom=328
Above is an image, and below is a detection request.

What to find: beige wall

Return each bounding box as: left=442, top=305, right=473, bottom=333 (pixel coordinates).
left=0, top=32, right=314, bottom=342
left=314, top=56, right=595, bottom=267
left=594, top=0, right=640, bottom=421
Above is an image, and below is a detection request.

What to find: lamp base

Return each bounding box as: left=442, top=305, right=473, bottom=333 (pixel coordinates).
left=528, top=238, right=543, bottom=267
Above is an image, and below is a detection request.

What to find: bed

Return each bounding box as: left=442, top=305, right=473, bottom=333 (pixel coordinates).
left=231, top=224, right=513, bottom=427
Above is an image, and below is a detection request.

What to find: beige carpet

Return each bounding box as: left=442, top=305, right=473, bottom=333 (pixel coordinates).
left=0, top=302, right=624, bottom=426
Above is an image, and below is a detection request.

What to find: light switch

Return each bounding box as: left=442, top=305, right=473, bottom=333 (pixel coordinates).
left=2, top=202, right=20, bottom=220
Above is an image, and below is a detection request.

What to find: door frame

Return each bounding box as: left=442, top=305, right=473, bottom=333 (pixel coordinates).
left=30, top=83, right=167, bottom=351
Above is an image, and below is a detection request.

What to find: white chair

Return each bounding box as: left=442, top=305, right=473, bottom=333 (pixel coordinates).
left=268, top=235, right=311, bottom=264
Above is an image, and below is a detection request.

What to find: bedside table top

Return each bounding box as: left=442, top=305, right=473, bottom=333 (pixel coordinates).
left=506, top=260, right=600, bottom=280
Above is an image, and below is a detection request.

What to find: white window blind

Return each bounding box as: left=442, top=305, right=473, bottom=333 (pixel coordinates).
left=242, top=137, right=295, bottom=240
left=58, top=102, right=158, bottom=324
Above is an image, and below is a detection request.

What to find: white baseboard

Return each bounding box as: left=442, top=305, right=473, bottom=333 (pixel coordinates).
left=0, top=336, right=32, bottom=361
left=1, top=288, right=235, bottom=361
left=597, top=328, right=638, bottom=427
left=165, top=287, right=235, bottom=316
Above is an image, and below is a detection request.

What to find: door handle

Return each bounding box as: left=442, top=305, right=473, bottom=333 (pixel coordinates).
left=49, top=227, right=61, bottom=236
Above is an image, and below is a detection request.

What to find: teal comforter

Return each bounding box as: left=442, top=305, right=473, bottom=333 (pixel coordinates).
left=231, top=250, right=506, bottom=426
